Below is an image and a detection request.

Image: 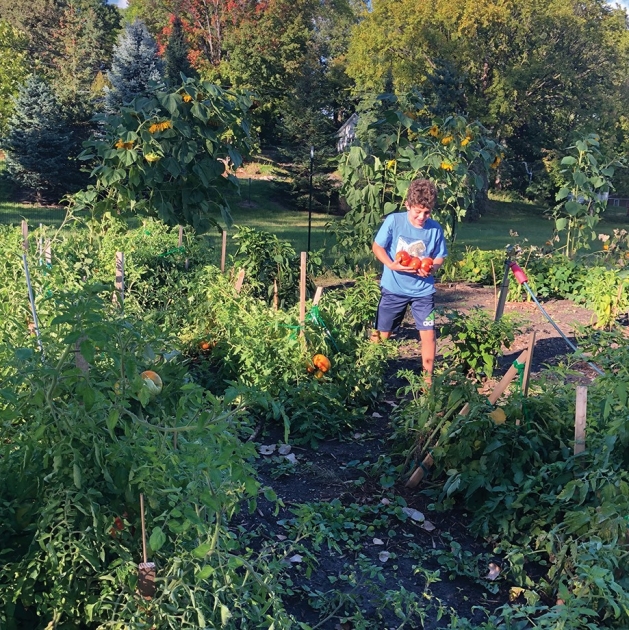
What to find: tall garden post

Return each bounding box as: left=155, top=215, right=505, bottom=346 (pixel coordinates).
left=574, top=386, right=587, bottom=455
left=307, top=146, right=314, bottom=253
left=300, top=251, right=307, bottom=336
left=45, top=242, right=52, bottom=265
left=221, top=230, right=227, bottom=273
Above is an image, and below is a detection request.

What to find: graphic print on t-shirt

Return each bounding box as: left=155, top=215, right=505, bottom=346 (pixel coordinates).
left=396, top=236, right=426, bottom=258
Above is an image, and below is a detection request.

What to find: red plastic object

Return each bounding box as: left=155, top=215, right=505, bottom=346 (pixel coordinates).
left=510, top=262, right=528, bottom=285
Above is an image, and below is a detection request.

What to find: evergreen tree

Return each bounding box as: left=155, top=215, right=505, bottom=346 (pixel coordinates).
left=164, top=15, right=196, bottom=85
left=1, top=76, right=83, bottom=201
left=105, top=19, right=163, bottom=112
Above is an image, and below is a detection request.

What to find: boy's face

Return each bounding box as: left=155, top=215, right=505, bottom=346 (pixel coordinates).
left=406, top=202, right=432, bottom=228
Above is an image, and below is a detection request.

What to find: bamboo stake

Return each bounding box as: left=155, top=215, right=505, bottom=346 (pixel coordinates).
left=299, top=252, right=307, bottom=337
left=221, top=230, right=227, bottom=273
left=574, top=386, right=587, bottom=455
left=273, top=279, right=279, bottom=310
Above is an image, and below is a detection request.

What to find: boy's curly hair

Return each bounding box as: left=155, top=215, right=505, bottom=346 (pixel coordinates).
left=406, top=179, right=437, bottom=209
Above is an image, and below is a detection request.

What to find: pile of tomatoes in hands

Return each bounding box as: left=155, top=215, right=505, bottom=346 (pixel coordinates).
left=394, top=250, right=433, bottom=273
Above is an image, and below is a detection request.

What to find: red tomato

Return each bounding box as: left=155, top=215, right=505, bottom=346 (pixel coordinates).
left=394, top=251, right=411, bottom=266
left=408, top=257, right=422, bottom=270
left=420, top=257, right=434, bottom=273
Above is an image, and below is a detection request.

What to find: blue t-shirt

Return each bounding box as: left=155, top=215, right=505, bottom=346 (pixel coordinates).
left=374, top=212, right=448, bottom=297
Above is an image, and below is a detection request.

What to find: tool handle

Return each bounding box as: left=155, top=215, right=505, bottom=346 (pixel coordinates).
left=140, top=493, right=147, bottom=564
left=509, top=262, right=528, bottom=285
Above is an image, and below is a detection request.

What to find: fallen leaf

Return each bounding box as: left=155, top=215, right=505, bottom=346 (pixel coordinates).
left=353, top=432, right=364, bottom=439
left=378, top=551, right=390, bottom=563
left=278, top=444, right=292, bottom=455
left=385, top=400, right=398, bottom=407
left=259, top=444, right=276, bottom=455
left=509, top=586, right=525, bottom=601
left=489, top=408, right=507, bottom=425
left=283, top=453, right=297, bottom=464
left=380, top=498, right=390, bottom=506
left=422, top=520, right=436, bottom=532
left=372, top=538, right=384, bottom=545
left=372, top=412, right=383, bottom=418
left=402, top=507, right=425, bottom=522
left=276, top=534, right=287, bottom=541
left=485, top=562, right=501, bottom=580
left=289, top=554, right=303, bottom=563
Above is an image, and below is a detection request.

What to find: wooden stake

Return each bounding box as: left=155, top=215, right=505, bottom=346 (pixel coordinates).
left=178, top=225, right=183, bottom=248
left=574, top=386, right=587, bottom=455
left=234, top=269, right=245, bottom=293
left=299, top=252, right=307, bottom=336
left=522, top=331, right=536, bottom=397
left=406, top=453, right=434, bottom=487
left=273, top=279, right=279, bottom=310
left=138, top=493, right=156, bottom=598
left=221, top=230, right=227, bottom=273
left=45, top=241, right=52, bottom=265
left=21, top=220, right=28, bottom=252
left=313, top=286, right=324, bottom=306
left=114, top=252, right=124, bottom=307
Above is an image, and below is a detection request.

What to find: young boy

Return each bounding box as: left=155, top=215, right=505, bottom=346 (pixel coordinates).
left=371, top=178, right=447, bottom=379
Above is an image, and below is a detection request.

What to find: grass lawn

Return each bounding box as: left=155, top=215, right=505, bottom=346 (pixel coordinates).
left=3, top=171, right=629, bottom=257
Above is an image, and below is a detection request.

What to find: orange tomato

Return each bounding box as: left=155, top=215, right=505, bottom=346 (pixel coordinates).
left=314, top=370, right=325, bottom=379
left=312, top=354, right=331, bottom=373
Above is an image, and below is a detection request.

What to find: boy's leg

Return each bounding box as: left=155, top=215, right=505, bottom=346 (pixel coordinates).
left=419, top=329, right=436, bottom=375
left=371, top=289, right=409, bottom=342
left=410, top=295, right=437, bottom=380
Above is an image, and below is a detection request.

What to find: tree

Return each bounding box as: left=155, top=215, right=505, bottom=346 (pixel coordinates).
left=105, top=19, right=163, bottom=112
left=1, top=76, right=84, bottom=201
left=50, top=0, right=121, bottom=118
left=0, top=20, right=30, bottom=135
left=73, top=78, right=252, bottom=232
left=345, top=0, right=629, bottom=193
left=163, top=15, right=196, bottom=86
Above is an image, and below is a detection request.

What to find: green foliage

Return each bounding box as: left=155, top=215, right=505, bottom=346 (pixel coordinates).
left=1, top=76, right=85, bottom=201
left=332, top=92, right=500, bottom=270
left=185, top=267, right=393, bottom=443
left=0, top=20, right=29, bottom=135
left=345, top=0, right=629, bottom=195
left=0, top=283, right=297, bottom=628
left=553, top=134, right=625, bottom=257
left=164, top=15, right=197, bottom=86
left=73, top=77, right=252, bottom=232
left=440, top=308, right=521, bottom=380
left=392, top=338, right=629, bottom=627
left=230, top=225, right=323, bottom=307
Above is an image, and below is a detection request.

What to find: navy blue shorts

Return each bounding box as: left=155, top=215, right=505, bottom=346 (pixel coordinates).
left=375, top=288, right=436, bottom=332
